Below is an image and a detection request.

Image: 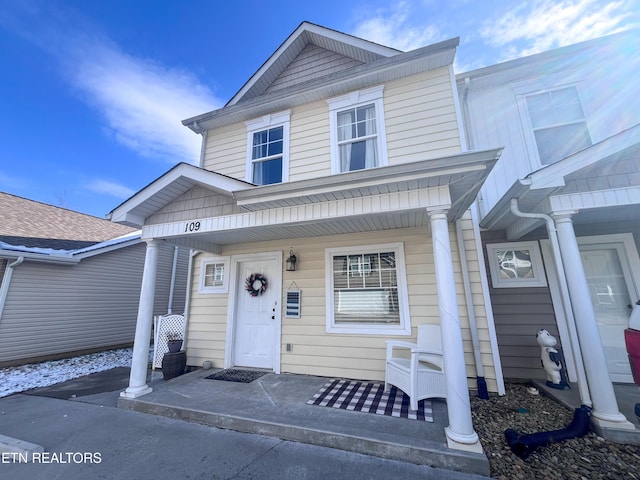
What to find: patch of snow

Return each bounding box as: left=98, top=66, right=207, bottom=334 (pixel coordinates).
left=0, top=347, right=149, bottom=398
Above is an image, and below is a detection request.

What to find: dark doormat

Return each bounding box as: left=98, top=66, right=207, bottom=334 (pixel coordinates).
left=205, top=369, right=268, bottom=383
left=307, top=379, right=433, bottom=422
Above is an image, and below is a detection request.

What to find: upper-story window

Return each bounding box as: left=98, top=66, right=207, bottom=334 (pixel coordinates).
left=525, top=86, right=591, bottom=165
left=327, top=86, right=388, bottom=174
left=246, top=111, right=290, bottom=185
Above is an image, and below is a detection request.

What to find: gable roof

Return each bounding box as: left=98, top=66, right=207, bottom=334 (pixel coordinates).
left=227, top=22, right=401, bottom=106
left=107, top=162, right=254, bottom=227
left=0, top=191, right=137, bottom=250
left=183, top=25, right=458, bottom=132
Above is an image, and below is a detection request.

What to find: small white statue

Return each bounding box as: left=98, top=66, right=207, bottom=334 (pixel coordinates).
left=536, top=329, right=568, bottom=389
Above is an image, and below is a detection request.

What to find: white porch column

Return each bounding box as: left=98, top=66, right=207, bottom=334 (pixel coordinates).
left=121, top=239, right=160, bottom=399
left=427, top=209, right=482, bottom=452
left=553, top=212, right=634, bottom=430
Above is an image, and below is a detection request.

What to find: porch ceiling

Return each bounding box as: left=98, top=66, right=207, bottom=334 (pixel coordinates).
left=168, top=209, right=432, bottom=253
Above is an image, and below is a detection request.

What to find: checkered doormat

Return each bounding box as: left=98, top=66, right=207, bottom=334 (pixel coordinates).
left=307, top=379, right=433, bottom=422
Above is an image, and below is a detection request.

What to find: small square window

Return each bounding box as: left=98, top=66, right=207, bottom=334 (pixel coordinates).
left=199, top=257, right=230, bottom=293
left=487, top=242, right=547, bottom=288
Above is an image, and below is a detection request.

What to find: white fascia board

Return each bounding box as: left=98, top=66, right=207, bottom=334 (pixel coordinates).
left=235, top=148, right=501, bottom=207
left=0, top=248, right=80, bottom=265
left=72, top=235, right=142, bottom=260
left=108, top=163, right=252, bottom=226
left=550, top=186, right=640, bottom=212
left=478, top=180, right=529, bottom=229
left=226, top=22, right=401, bottom=107
left=144, top=186, right=451, bottom=241
left=528, top=124, right=640, bottom=190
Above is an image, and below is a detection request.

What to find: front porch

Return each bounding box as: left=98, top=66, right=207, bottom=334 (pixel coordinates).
left=117, top=368, right=490, bottom=476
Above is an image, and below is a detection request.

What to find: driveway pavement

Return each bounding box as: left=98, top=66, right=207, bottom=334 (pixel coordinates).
left=0, top=369, right=490, bottom=480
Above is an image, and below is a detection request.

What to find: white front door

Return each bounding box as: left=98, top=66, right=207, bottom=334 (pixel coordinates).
left=581, top=245, right=635, bottom=382
left=232, top=257, right=280, bottom=370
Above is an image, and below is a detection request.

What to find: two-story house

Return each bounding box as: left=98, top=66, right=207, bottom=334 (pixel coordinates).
left=458, top=30, right=640, bottom=435
left=108, top=22, right=504, bottom=451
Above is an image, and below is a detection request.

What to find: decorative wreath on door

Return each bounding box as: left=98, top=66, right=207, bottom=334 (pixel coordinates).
left=245, top=273, right=268, bottom=297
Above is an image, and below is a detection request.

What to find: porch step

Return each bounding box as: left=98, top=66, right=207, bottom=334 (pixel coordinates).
left=117, top=370, right=490, bottom=477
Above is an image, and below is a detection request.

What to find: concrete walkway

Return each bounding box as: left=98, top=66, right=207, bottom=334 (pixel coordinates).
left=0, top=392, right=490, bottom=480
left=117, top=368, right=490, bottom=476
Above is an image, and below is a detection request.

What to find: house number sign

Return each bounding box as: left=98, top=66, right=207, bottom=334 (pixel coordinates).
left=184, top=221, right=201, bottom=233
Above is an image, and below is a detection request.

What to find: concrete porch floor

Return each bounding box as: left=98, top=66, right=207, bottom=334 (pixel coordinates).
left=117, top=368, right=490, bottom=477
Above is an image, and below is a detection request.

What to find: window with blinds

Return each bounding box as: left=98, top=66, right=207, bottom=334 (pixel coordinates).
left=325, top=243, right=410, bottom=335
left=332, top=252, right=399, bottom=324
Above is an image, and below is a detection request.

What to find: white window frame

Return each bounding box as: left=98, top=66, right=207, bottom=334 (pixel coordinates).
left=515, top=82, right=591, bottom=169
left=245, top=110, right=291, bottom=185
left=487, top=241, right=547, bottom=288
left=199, top=256, right=230, bottom=294
left=326, top=85, right=389, bottom=174
left=324, top=242, right=411, bottom=335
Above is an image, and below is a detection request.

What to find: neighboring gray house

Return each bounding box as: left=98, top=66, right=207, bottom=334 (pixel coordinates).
left=0, top=192, right=189, bottom=367
left=458, top=30, right=640, bottom=434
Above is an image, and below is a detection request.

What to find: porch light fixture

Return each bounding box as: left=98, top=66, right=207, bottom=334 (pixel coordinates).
left=286, top=249, right=297, bottom=271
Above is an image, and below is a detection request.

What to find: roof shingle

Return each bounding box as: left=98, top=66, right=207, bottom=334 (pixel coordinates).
left=0, top=192, right=137, bottom=249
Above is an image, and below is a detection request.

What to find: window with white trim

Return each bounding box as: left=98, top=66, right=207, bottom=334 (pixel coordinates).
left=327, top=86, right=388, bottom=174
left=486, top=241, right=547, bottom=288
left=246, top=111, right=290, bottom=185
left=525, top=86, right=591, bottom=165
left=325, top=243, right=411, bottom=335
left=199, top=257, right=230, bottom=293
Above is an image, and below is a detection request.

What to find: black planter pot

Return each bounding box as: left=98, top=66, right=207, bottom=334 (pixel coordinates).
left=162, top=351, right=186, bottom=380
left=167, top=340, right=183, bottom=353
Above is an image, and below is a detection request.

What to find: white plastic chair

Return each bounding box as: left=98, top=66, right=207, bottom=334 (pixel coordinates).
left=385, top=324, right=447, bottom=410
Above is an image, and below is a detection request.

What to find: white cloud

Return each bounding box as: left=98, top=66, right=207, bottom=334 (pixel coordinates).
left=481, top=0, right=634, bottom=59
left=1, top=3, right=222, bottom=165
left=352, top=0, right=444, bottom=51
left=86, top=180, right=136, bottom=199
left=68, top=43, right=219, bottom=164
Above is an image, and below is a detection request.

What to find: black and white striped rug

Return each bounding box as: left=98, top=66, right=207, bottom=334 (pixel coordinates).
left=307, top=379, right=433, bottom=422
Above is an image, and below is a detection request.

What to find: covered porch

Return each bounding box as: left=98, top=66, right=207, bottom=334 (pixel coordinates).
left=108, top=148, right=503, bottom=453
left=480, top=125, right=640, bottom=437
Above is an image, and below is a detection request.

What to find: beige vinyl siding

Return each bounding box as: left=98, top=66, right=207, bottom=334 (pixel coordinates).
left=384, top=68, right=461, bottom=163
left=288, top=101, right=331, bottom=181
left=203, top=123, right=247, bottom=178
left=201, top=67, right=461, bottom=184
left=0, top=242, right=188, bottom=366
left=185, top=221, right=498, bottom=392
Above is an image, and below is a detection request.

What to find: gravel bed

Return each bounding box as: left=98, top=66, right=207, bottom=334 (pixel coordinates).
left=471, top=383, right=640, bottom=479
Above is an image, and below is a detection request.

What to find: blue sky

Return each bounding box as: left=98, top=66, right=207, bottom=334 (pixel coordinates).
left=0, top=0, right=637, bottom=218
